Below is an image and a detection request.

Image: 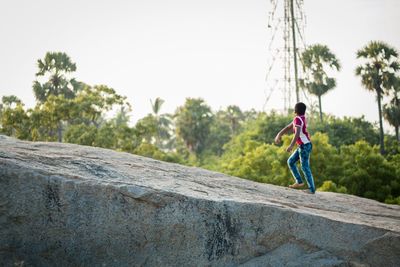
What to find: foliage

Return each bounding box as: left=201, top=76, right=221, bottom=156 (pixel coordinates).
left=174, top=98, right=213, bottom=155
left=339, top=141, right=399, bottom=202
left=2, top=50, right=400, bottom=205
left=200, top=106, right=247, bottom=157
left=33, top=52, right=80, bottom=103
left=149, top=97, right=173, bottom=148
left=383, top=77, right=400, bottom=141
left=134, top=143, right=184, bottom=163
left=0, top=96, right=31, bottom=140
left=317, top=181, right=347, bottom=194
left=355, top=41, right=400, bottom=154
left=300, top=44, right=341, bottom=121
left=308, top=115, right=380, bottom=147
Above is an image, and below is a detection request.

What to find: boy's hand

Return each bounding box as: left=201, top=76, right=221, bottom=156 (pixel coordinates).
left=274, top=134, right=281, bottom=144
left=286, top=144, right=294, bottom=152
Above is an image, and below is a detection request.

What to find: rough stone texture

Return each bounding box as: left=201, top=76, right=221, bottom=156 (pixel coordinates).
left=0, top=135, right=399, bottom=267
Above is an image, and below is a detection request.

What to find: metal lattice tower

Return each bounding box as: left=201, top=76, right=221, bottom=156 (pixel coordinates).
left=264, top=0, right=307, bottom=112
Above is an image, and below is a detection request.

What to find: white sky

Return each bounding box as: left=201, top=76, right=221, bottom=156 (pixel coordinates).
left=0, top=0, right=399, bottom=131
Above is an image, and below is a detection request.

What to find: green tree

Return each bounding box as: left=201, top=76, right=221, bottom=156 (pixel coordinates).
left=0, top=96, right=31, bottom=139
left=223, top=105, right=245, bottom=135
left=201, top=106, right=246, bottom=158
left=133, top=143, right=183, bottom=163
left=1, top=95, right=22, bottom=106
left=317, top=181, right=347, bottom=194
left=64, top=124, right=97, bottom=146
left=203, top=111, right=232, bottom=157
left=32, top=52, right=82, bottom=141
left=355, top=41, right=400, bottom=154
left=339, top=141, right=397, bottom=202
left=384, top=101, right=400, bottom=142
left=134, top=115, right=158, bottom=144
left=309, top=115, right=379, bottom=147
left=150, top=97, right=172, bottom=148
left=70, top=84, right=127, bottom=127
left=30, top=95, right=73, bottom=141
left=300, top=44, right=341, bottom=121
left=174, top=98, right=213, bottom=155
left=53, top=84, right=128, bottom=145
left=383, top=77, right=400, bottom=141
left=33, top=52, right=80, bottom=103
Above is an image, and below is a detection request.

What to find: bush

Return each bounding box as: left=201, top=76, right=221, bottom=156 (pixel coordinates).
left=317, top=180, right=348, bottom=194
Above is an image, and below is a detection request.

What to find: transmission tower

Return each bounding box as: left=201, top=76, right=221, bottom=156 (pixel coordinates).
left=264, top=0, right=307, bottom=112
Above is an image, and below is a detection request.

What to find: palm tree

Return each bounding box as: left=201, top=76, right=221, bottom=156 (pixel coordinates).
left=299, top=44, right=341, bottom=122
left=383, top=77, right=400, bottom=141
left=33, top=52, right=80, bottom=142
left=150, top=97, right=171, bottom=148
left=355, top=41, right=400, bottom=154
left=33, top=52, right=79, bottom=103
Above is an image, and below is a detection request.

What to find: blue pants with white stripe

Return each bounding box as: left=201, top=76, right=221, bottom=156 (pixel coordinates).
left=287, top=142, right=315, bottom=193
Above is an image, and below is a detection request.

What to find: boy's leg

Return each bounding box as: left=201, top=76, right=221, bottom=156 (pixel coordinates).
left=299, top=143, right=316, bottom=193
left=287, top=148, right=303, bottom=185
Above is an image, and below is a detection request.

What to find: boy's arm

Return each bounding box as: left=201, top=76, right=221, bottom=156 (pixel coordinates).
left=286, top=125, right=301, bottom=152
left=274, top=122, right=293, bottom=144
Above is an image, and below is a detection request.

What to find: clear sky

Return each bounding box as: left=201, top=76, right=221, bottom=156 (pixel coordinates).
left=0, top=0, right=399, bottom=130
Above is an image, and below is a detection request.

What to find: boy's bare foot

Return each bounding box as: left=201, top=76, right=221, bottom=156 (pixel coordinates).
left=289, top=183, right=304, bottom=189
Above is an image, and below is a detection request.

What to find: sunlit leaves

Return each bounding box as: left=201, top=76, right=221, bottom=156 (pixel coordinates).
left=175, top=98, right=213, bottom=155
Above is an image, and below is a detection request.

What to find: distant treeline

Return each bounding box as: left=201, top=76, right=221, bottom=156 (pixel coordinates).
left=1, top=45, right=399, bottom=204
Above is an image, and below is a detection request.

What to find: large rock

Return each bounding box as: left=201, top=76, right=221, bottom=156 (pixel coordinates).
left=0, top=135, right=399, bottom=267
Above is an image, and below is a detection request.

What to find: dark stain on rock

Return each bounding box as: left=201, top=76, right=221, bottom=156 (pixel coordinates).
left=71, top=160, right=122, bottom=179
left=205, top=206, right=240, bottom=261
left=44, top=183, right=62, bottom=223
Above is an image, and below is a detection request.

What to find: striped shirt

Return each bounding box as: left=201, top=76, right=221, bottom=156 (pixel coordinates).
left=293, top=115, right=311, bottom=145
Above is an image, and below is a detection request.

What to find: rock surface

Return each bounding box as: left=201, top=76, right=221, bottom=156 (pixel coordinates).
left=0, top=135, right=399, bottom=267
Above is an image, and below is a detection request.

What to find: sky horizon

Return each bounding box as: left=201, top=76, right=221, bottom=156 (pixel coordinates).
left=1, top=0, right=399, bottom=132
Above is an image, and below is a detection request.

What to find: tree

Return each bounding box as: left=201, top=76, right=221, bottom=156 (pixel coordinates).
left=222, top=105, right=245, bottom=135
left=383, top=77, right=400, bottom=141
left=32, top=52, right=82, bottom=141
left=134, top=115, right=158, bottom=144
left=150, top=97, right=172, bottom=148
left=0, top=96, right=31, bottom=139
left=33, top=52, right=80, bottom=103
left=30, top=95, right=73, bottom=141
left=300, top=44, right=341, bottom=121
left=317, top=181, right=347, bottom=194
left=339, top=141, right=398, bottom=202
left=70, top=84, right=128, bottom=127
left=355, top=41, right=400, bottom=154
left=174, top=98, right=213, bottom=155
left=202, top=111, right=232, bottom=157
left=309, top=115, right=380, bottom=147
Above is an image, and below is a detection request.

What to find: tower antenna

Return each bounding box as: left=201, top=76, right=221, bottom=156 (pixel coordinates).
left=264, top=0, right=307, bottom=112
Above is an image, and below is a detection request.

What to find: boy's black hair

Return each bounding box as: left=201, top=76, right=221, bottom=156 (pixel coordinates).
left=294, top=102, right=306, bottom=115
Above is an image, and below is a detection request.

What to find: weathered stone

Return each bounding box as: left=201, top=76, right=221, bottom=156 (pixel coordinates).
left=0, top=135, right=399, bottom=266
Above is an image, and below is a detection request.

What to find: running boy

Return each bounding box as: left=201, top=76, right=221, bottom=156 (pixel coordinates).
left=274, top=102, right=316, bottom=194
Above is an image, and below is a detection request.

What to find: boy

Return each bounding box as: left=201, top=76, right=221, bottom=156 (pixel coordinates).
left=274, top=102, right=316, bottom=194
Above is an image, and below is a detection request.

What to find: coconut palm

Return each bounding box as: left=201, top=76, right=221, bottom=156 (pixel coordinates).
left=150, top=97, right=171, bottom=148
left=355, top=41, right=400, bottom=154
left=299, top=44, right=341, bottom=122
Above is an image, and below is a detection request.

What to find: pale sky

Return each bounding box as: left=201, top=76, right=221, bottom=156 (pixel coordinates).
left=0, top=0, right=399, bottom=131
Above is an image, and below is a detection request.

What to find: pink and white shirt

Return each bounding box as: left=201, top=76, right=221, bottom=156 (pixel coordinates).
left=293, top=115, right=311, bottom=145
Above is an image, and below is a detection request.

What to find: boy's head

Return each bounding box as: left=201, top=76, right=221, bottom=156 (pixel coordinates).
left=294, top=102, right=306, bottom=115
